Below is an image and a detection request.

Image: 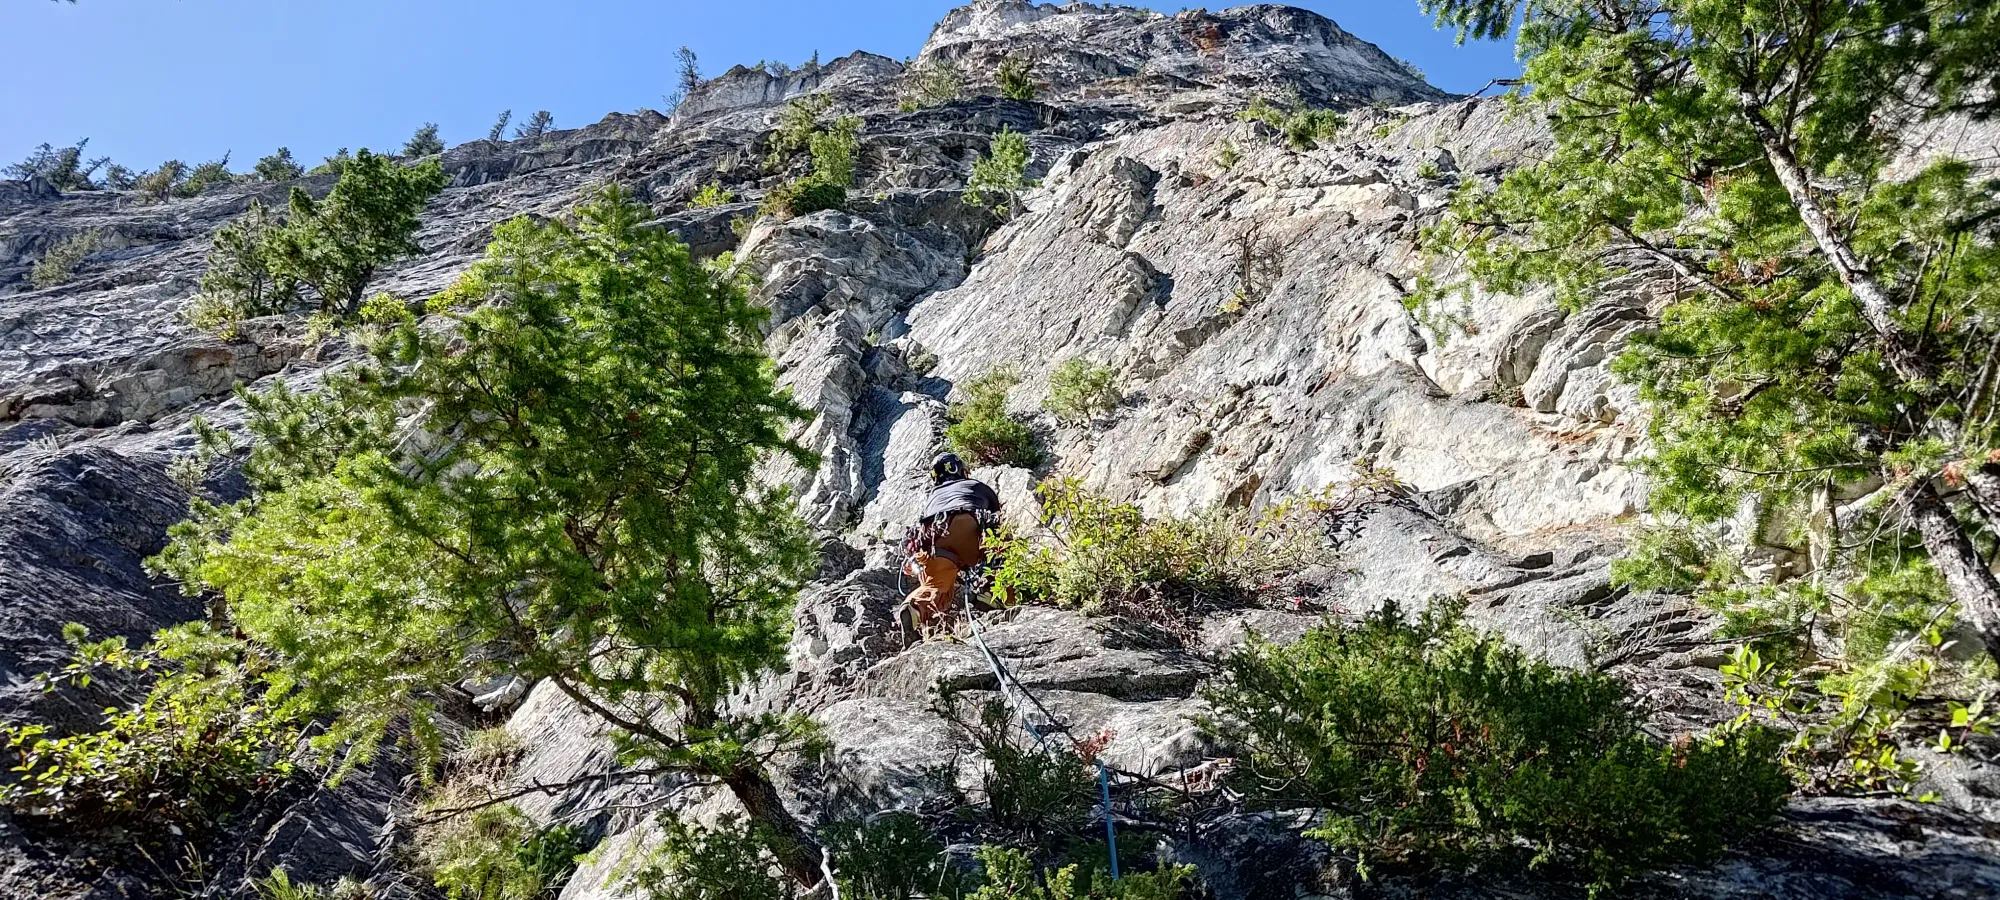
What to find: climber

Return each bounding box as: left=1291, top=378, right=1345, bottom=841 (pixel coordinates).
left=901, top=451, right=1004, bottom=640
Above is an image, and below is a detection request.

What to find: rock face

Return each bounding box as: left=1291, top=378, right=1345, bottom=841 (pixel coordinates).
left=3, top=2, right=1997, bottom=898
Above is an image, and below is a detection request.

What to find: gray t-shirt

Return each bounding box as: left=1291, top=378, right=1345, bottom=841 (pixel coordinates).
left=921, top=477, right=1002, bottom=521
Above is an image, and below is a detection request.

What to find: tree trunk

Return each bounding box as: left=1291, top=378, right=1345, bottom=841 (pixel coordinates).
left=724, top=768, right=825, bottom=890
left=1964, top=462, right=2000, bottom=531
left=1902, top=478, right=2000, bottom=668
left=1737, top=97, right=1937, bottom=386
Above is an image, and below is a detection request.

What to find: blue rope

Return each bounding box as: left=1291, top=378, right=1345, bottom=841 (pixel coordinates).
left=960, top=577, right=1121, bottom=880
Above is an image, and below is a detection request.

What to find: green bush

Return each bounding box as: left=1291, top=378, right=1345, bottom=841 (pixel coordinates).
left=185, top=199, right=296, bottom=333
left=998, top=55, right=1037, bottom=101
left=758, top=107, right=860, bottom=220
left=690, top=181, right=736, bottom=208
left=1204, top=602, right=1790, bottom=893
left=29, top=228, right=103, bottom=289
left=415, top=734, right=585, bottom=900
left=307, top=148, right=352, bottom=177
left=1043, top=359, right=1121, bottom=426
left=968, top=846, right=1192, bottom=900
left=405, top=123, right=445, bottom=157
left=824, top=812, right=967, bottom=900
left=939, top=692, right=1097, bottom=836
left=134, top=159, right=188, bottom=203
left=1237, top=99, right=1342, bottom=151
left=766, top=94, right=833, bottom=169
left=945, top=366, right=1041, bottom=468
left=7, top=139, right=109, bottom=190
left=901, top=58, right=964, bottom=110
left=965, top=127, right=1033, bottom=217
left=626, top=814, right=787, bottom=900
left=0, top=625, right=301, bottom=836
left=254, top=148, right=305, bottom=182
left=179, top=153, right=236, bottom=197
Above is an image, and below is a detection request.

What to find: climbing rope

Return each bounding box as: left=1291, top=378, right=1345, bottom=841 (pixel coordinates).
left=959, top=577, right=1122, bottom=880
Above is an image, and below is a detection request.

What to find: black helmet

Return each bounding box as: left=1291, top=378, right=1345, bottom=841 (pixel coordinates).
left=931, top=451, right=968, bottom=484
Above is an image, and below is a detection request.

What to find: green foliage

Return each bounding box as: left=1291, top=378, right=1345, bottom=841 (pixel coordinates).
left=808, top=115, right=862, bottom=188
left=180, top=152, right=236, bottom=196
left=1043, top=358, right=1121, bottom=426
left=307, top=148, right=352, bottom=177
left=264, top=149, right=447, bottom=316
left=185, top=199, right=297, bottom=332
left=358, top=291, right=414, bottom=325
left=1213, top=141, right=1239, bottom=171
left=945, top=365, right=1041, bottom=468
left=0, top=624, right=302, bottom=835
left=488, top=110, right=512, bottom=143
left=964, top=127, right=1033, bottom=218
left=690, top=182, right=737, bottom=208
left=759, top=99, right=860, bottom=219
left=404, top=123, right=445, bottom=157
left=417, top=793, right=583, bottom=900
left=1205, top=603, right=1790, bottom=892
left=967, top=846, right=1192, bottom=900
left=134, top=159, right=188, bottom=203
left=627, top=814, right=787, bottom=900
left=991, top=475, right=1353, bottom=618
left=766, top=94, right=834, bottom=169
left=7, top=138, right=109, bottom=190
left=997, top=55, right=1037, bottom=101
left=901, top=58, right=965, bottom=110
left=824, top=813, right=966, bottom=900
left=29, top=228, right=102, bottom=289
left=254, top=147, right=305, bottom=182
left=152, top=186, right=821, bottom=878
left=1238, top=98, right=1343, bottom=151
left=950, top=695, right=1095, bottom=835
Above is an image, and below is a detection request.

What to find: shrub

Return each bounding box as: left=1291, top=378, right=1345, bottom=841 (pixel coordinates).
left=965, top=127, right=1033, bottom=217
left=690, top=181, right=736, bottom=208
left=1237, top=99, right=1342, bottom=151
left=29, top=228, right=103, bottom=289
left=945, top=365, right=1041, bottom=468
left=969, top=846, right=1192, bottom=900
left=808, top=115, right=862, bottom=188
left=179, top=153, right=235, bottom=196
left=1044, top=359, right=1120, bottom=426
left=103, top=163, right=136, bottom=190
left=952, top=695, right=1096, bottom=835
left=625, top=814, right=787, bottom=900
left=760, top=179, right=847, bottom=219
left=185, top=199, right=297, bottom=333
left=998, top=55, right=1037, bottom=101
left=263, top=148, right=448, bottom=316
left=1204, top=603, right=1791, bottom=893
left=514, top=110, right=555, bottom=143
left=254, top=147, right=305, bottom=182
left=416, top=731, right=585, bottom=900
left=134, top=159, right=188, bottom=202
left=405, top=123, right=445, bottom=157
left=766, top=94, right=833, bottom=169
left=1214, top=141, right=1239, bottom=171
left=758, top=104, right=860, bottom=220
left=0, top=625, right=302, bottom=836
left=308, top=148, right=352, bottom=177
left=824, top=812, right=968, bottom=900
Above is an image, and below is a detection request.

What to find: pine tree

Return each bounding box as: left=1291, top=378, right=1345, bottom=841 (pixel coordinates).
left=264, top=149, right=447, bottom=316
left=154, top=186, right=826, bottom=888
left=5, top=139, right=110, bottom=190
left=252, top=148, right=304, bottom=182
left=192, top=200, right=297, bottom=321
left=677, top=46, right=702, bottom=98
left=1419, top=0, right=2000, bottom=668
left=487, top=110, right=511, bottom=142
left=403, top=123, right=444, bottom=157
left=515, top=110, right=554, bottom=143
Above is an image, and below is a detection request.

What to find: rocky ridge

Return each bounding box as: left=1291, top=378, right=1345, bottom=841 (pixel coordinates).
left=2, top=2, right=1997, bottom=898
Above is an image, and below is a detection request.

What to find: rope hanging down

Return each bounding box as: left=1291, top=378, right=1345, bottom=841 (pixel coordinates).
left=960, top=583, right=1122, bottom=880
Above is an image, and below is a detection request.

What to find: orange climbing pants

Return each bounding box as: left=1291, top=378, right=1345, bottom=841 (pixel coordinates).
left=905, top=512, right=985, bottom=631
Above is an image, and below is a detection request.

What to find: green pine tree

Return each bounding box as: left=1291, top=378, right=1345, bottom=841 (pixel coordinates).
left=403, top=123, right=444, bottom=157
left=153, top=186, right=827, bottom=889
left=252, top=148, right=305, bottom=182
left=1417, top=0, right=2000, bottom=668
left=264, top=149, right=446, bottom=316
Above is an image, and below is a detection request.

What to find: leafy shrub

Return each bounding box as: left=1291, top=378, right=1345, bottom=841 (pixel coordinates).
left=758, top=106, right=860, bottom=219
left=766, top=94, right=833, bottom=169
left=825, top=812, right=968, bottom=900
left=29, top=228, right=103, bottom=288
left=134, top=159, right=188, bottom=202
left=625, top=814, right=786, bottom=900
left=1204, top=602, right=1790, bottom=893
left=416, top=732, right=584, bottom=900
left=998, top=55, right=1037, bottom=101
left=1214, top=141, right=1239, bottom=171
left=954, top=696, right=1096, bottom=835
left=1044, top=359, right=1120, bottom=426
left=760, top=179, right=847, bottom=218
left=690, top=181, right=736, bottom=208
left=405, top=123, right=445, bottom=157
left=0, top=625, right=301, bottom=835
left=260, top=149, right=447, bottom=317
left=945, top=366, right=1041, bottom=468
left=965, top=127, right=1033, bottom=217
left=179, top=153, right=236, bottom=196
left=1237, top=99, right=1342, bottom=150
left=185, top=199, right=296, bottom=333
left=968, top=846, right=1192, bottom=900
left=254, top=147, right=305, bottom=182
left=308, top=148, right=353, bottom=177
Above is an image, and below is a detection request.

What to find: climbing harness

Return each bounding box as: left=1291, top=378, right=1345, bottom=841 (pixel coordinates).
left=959, top=579, right=1122, bottom=880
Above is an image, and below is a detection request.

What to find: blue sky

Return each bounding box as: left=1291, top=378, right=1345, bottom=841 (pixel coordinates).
left=4, top=1, right=1519, bottom=174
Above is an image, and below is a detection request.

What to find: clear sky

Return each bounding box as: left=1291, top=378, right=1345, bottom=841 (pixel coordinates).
left=4, top=1, right=1519, bottom=175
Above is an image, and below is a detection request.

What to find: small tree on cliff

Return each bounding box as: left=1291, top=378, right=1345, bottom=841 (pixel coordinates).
left=264, top=148, right=446, bottom=317
left=1418, top=0, right=2000, bottom=671
left=153, top=186, right=828, bottom=887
